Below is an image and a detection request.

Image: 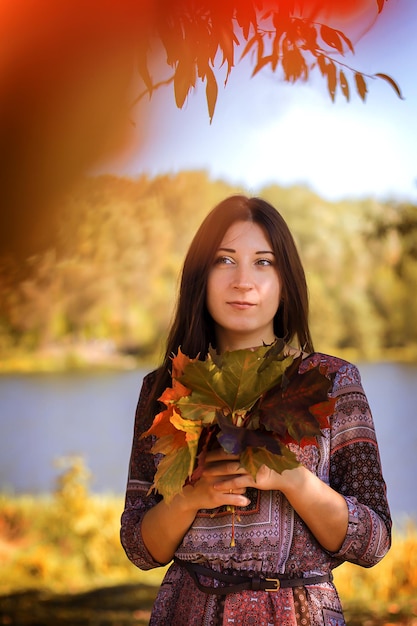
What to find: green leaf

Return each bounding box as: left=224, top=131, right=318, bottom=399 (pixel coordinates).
left=151, top=446, right=192, bottom=504
left=240, top=445, right=299, bottom=480
left=180, top=343, right=292, bottom=418
left=257, top=338, right=285, bottom=372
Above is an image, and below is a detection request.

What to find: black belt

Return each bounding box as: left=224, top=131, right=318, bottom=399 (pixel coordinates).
left=174, top=557, right=333, bottom=596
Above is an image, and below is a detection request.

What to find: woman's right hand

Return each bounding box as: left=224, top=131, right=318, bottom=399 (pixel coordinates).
left=178, top=449, right=251, bottom=514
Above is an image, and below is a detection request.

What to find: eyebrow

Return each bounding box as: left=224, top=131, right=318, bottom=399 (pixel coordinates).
left=218, top=247, right=275, bottom=255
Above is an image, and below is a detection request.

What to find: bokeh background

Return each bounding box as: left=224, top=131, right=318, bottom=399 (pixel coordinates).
left=1, top=0, right=417, bottom=624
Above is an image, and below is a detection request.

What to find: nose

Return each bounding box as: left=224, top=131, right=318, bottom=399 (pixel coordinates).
left=231, top=266, right=254, bottom=291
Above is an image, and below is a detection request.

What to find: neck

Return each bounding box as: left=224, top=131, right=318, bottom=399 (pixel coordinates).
left=215, top=330, right=277, bottom=353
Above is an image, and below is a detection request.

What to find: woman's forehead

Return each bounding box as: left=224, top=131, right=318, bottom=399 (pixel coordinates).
left=218, top=220, right=272, bottom=249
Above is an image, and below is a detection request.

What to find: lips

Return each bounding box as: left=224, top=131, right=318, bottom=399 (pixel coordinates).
left=227, top=301, right=256, bottom=310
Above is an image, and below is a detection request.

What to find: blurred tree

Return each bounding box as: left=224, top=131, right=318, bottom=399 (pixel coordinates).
left=1, top=173, right=416, bottom=362
left=0, top=0, right=402, bottom=263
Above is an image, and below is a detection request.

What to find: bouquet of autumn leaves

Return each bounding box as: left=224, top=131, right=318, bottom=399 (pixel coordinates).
left=142, top=340, right=336, bottom=507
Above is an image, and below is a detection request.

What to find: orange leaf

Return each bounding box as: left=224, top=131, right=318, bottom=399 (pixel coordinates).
left=171, top=347, right=192, bottom=376
left=159, top=379, right=191, bottom=405
left=151, top=430, right=187, bottom=456
left=141, top=405, right=177, bottom=439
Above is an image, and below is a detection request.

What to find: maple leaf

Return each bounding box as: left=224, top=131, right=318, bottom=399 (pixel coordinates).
left=216, top=411, right=282, bottom=456
left=159, top=379, right=191, bottom=405
left=216, top=412, right=300, bottom=479
left=259, top=362, right=334, bottom=447
left=143, top=342, right=335, bottom=505
left=151, top=446, right=192, bottom=504
left=240, top=445, right=299, bottom=480
left=141, top=405, right=178, bottom=440
left=170, top=408, right=204, bottom=469
left=151, top=429, right=187, bottom=456
left=171, top=347, right=197, bottom=378
left=140, top=347, right=193, bottom=441
left=178, top=344, right=293, bottom=422
left=256, top=337, right=286, bottom=372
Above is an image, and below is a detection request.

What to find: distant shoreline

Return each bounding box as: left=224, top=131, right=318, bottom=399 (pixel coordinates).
left=1, top=343, right=416, bottom=374
left=0, top=341, right=158, bottom=374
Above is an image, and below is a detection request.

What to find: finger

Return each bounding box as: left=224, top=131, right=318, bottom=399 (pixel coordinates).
left=213, top=481, right=247, bottom=496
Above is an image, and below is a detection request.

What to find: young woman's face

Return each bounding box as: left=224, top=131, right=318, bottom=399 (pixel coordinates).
left=206, top=220, right=281, bottom=352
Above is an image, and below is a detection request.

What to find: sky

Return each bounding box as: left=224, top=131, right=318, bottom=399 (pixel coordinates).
left=105, top=0, right=417, bottom=203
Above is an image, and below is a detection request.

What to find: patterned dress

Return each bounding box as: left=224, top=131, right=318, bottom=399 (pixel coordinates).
left=120, top=353, right=392, bottom=626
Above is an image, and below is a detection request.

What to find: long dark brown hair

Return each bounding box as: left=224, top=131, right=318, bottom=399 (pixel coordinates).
left=147, top=195, right=313, bottom=417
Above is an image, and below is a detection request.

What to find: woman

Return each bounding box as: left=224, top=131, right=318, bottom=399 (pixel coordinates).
left=120, top=195, right=391, bottom=625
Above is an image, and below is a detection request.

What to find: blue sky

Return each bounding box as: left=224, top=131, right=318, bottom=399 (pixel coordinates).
left=106, top=0, right=417, bottom=203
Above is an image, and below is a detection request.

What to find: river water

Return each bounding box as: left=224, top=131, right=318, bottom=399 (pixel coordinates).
left=0, top=362, right=416, bottom=520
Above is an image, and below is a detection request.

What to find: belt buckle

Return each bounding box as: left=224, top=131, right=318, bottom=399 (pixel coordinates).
left=265, top=577, right=281, bottom=592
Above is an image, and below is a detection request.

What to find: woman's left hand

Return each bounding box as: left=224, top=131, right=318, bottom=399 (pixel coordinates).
left=207, top=449, right=291, bottom=494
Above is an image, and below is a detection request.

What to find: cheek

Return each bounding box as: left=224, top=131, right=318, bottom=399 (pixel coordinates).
left=266, top=274, right=281, bottom=307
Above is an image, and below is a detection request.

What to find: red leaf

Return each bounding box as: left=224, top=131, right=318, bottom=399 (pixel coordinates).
left=336, top=29, right=354, bottom=54
left=259, top=363, right=334, bottom=447
left=309, top=398, right=336, bottom=430
left=320, top=25, right=344, bottom=54
left=216, top=412, right=283, bottom=456
left=377, top=0, right=386, bottom=13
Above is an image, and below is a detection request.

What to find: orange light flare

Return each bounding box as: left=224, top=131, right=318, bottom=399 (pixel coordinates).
left=260, top=0, right=379, bottom=37
left=0, top=0, right=155, bottom=259
left=0, top=0, right=388, bottom=262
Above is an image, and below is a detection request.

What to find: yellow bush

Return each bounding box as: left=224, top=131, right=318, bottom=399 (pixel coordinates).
left=0, top=457, right=416, bottom=618
left=0, top=457, right=168, bottom=594
left=334, top=521, right=417, bottom=605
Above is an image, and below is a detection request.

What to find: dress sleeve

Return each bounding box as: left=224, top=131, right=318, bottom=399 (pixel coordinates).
left=120, top=371, right=164, bottom=570
left=328, top=362, right=392, bottom=567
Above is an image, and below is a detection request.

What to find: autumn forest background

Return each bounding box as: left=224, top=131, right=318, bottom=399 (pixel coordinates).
left=1, top=170, right=417, bottom=371
left=2, top=0, right=417, bottom=623
left=1, top=170, right=417, bottom=625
